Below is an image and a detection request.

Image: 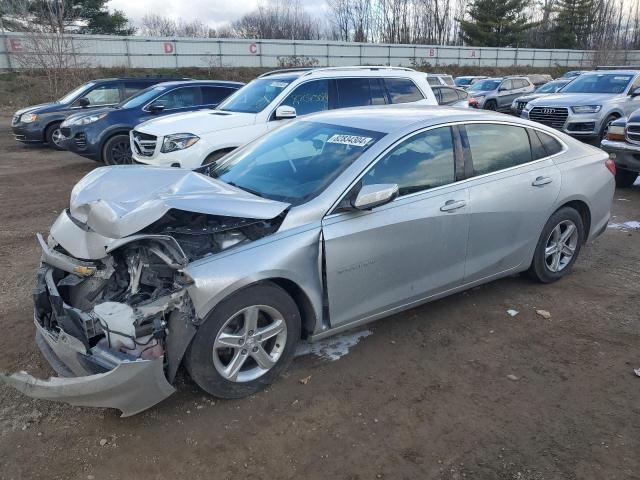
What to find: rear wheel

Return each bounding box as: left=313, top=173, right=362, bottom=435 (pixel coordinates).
left=102, top=134, right=132, bottom=165
left=526, top=207, right=584, bottom=283
left=484, top=100, right=497, bottom=111
left=185, top=283, right=301, bottom=399
left=45, top=123, right=64, bottom=150
left=615, top=169, right=638, bottom=188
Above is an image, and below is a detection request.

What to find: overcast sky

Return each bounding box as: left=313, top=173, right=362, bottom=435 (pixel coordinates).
left=108, top=0, right=328, bottom=31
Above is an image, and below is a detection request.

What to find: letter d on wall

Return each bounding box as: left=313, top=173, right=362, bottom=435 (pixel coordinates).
left=164, top=42, right=174, bottom=54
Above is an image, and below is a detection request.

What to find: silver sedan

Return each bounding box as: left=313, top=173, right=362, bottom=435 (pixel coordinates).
left=2, top=105, right=615, bottom=416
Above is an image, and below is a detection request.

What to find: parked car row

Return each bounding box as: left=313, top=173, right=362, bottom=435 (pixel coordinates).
left=2, top=64, right=620, bottom=417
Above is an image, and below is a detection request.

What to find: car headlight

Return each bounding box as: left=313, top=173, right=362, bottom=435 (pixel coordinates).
left=69, top=112, right=108, bottom=126
left=161, top=133, right=200, bottom=153
left=570, top=105, right=601, bottom=114
left=523, top=103, right=533, bottom=112
left=20, top=113, right=38, bottom=123
left=606, top=125, right=626, bottom=141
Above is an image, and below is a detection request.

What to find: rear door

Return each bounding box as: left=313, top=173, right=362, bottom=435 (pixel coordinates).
left=496, top=80, right=514, bottom=109
left=461, top=122, right=562, bottom=283
left=336, top=77, right=387, bottom=107
left=322, top=125, right=470, bottom=327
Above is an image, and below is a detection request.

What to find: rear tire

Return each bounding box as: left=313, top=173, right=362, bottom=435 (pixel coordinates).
left=484, top=100, right=497, bottom=111
left=526, top=207, right=584, bottom=283
left=185, top=283, right=301, bottom=399
left=102, top=134, right=132, bottom=165
left=45, top=123, right=64, bottom=150
left=615, top=169, right=638, bottom=188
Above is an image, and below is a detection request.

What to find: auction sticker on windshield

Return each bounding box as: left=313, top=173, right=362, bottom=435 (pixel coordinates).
left=327, top=135, right=373, bottom=147
left=270, top=82, right=289, bottom=88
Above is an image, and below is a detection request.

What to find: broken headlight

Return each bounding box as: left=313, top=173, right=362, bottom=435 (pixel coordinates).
left=161, top=133, right=200, bottom=153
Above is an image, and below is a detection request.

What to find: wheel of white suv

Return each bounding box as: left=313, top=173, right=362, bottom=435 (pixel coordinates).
left=526, top=207, right=584, bottom=283
left=185, top=283, right=301, bottom=398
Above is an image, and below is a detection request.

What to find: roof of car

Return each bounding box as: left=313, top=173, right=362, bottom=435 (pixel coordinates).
left=151, top=80, right=245, bottom=88
left=582, top=69, right=639, bottom=75
left=259, top=66, right=424, bottom=80
left=301, top=104, right=512, bottom=134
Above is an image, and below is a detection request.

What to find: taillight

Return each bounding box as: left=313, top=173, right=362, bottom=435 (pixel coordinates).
left=468, top=98, right=478, bottom=108
left=605, top=154, right=617, bottom=176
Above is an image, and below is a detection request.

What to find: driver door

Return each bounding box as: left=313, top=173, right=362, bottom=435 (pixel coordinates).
left=321, top=126, right=470, bottom=328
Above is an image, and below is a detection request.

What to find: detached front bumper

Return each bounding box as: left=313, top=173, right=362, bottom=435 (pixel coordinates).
left=0, top=262, right=176, bottom=417
left=600, top=139, right=640, bottom=173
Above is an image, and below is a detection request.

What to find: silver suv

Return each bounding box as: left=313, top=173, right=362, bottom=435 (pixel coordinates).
left=522, top=70, right=640, bottom=140
left=467, top=77, right=535, bottom=111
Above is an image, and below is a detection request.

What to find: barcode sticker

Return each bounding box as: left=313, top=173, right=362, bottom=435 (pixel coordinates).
left=326, top=135, right=373, bottom=147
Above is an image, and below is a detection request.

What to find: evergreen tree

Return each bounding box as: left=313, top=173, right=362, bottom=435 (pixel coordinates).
left=551, top=0, right=595, bottom=48
left=459, top=0, right=537, bottom=47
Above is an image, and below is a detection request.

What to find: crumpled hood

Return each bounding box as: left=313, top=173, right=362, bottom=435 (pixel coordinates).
left=515, top=93, right=546, bottom=104
left=69, top=166, right=290, bottom=239
left=529, top=93, right=619, bottom=107
left=135, top=110, right=256, bottom=137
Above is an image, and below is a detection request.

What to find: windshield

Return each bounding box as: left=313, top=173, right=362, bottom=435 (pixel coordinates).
left=560, top=74, right=633, bottom=94
left=119, top=85, right=167, bottom=109
left=455, top=78, right=473, bottom=86
left=58, top=82, right=95, bottom=104
left=218, top=77, right=295, bottom=113
left=536, top=81, right=567, bottom=93
left=209, top=121, right=385, bottom=205
left=469, top=80, right=501, bottom=91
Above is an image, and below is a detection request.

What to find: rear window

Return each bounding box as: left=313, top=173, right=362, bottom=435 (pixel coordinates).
left=384, top=78, right=424, bottom=103
left=466, top=123, right=532, bottom=175
left=535, top=130, right=563, bottom=156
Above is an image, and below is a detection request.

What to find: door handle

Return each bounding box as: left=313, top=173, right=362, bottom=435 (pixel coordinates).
left=531, top=176, right=553, bottom=187
left=440, top=199, right=467, bottom=212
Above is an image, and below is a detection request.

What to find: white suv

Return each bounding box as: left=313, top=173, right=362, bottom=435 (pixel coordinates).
left=131, top=66, right=438, bottom=169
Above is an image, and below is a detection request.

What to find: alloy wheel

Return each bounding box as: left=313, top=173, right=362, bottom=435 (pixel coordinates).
left=110, top=140, right=132, bottom=164
left=51, top=128, right=64, bottom=147
left=544, top=220, right=578, bottom=273
left=212, top=305, right=288, bottom=383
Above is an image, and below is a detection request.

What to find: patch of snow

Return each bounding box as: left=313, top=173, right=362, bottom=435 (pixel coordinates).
left=295, top=329, right=372, bottom=361
left=608, top=221, right=640, bottom=230
left=506, top=309, right=519, bottom=317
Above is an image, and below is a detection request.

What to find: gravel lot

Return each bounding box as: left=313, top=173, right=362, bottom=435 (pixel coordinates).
left=0, top=111, right=639, bottom=480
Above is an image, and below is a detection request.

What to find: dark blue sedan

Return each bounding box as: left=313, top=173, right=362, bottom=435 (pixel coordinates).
left=59, top=80, right=243, bottom=164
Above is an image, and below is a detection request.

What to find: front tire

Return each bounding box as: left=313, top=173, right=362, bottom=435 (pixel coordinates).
left=185, top=283, right=301, bottom=399
left=599, top=114, right=618, bottom=141
left=526, top=207, right=584, bottom=283
left=102, top=134, right=132, bottom=165
left=615, top=169, right=638, bottom=188
left=45, top=123, right=64, bottom=150
left=484, top=100, right=497, bottom=111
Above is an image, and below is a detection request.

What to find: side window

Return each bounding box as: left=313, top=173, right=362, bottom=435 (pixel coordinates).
left=202, top=86, right=236, bottom=105
left=500, top=80, right=513, bottom=91
left=82, top=84, right=121, bottom=106
left=465, top=124, right=532, bottom=175
left=336, top=78, right=373, bottom=108
left=124, top=82, right=147, bottom=100
left=456, top=89, right=469, bottom=100
left=280, top=80, right=329, bottom=116
left=150, top=87, right=202, bottom=110
left=370, top=79, right=387, bottom=105
left=528, top=129, right=548, bottom=160
left=362, top=126, right=456, bottom=196
left=535, top=130, right=563, bottom=156
left=629, top=76, right=640, bottom=93
left=440, top=88, right=460, bottom=105
left=384, top=78, right=424, bottom=104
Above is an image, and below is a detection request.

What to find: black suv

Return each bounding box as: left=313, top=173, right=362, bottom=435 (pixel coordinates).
left=59, top=80, right=243, bottom=164
left=11, top=77, right=187, bottom=149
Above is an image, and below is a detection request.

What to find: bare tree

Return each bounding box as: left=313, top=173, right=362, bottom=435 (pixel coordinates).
left=233, top=0, right=321, bottom=40
left=140, top=14, right=210, bottom=37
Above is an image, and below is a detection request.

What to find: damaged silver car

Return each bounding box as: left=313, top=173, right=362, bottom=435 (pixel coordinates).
left=2, top=105, right=615, bottom=416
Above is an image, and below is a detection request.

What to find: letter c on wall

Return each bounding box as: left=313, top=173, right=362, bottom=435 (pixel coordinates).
left=249, top=43, right=258, bottom=54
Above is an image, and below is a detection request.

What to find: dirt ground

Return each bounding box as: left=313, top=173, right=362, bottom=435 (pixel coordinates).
left=0, top=110, right=638, bottom=480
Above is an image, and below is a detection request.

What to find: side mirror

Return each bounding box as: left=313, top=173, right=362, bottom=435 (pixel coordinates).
left=275, top=105, right=297, bottom=120
left=149, top=102, right=166, bottom=113
left=351, top=184, right=399, bottom=210
left=630, top=87, right=640, bottom=97
left=78, top=97, right=90, bottom=108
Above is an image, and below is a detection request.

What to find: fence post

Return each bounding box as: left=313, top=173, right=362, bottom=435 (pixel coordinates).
left=174, top=39, right=179, bottom=68
left=218, top=40, right=223, bottom=67
left=2, top=32, right=12, bottom=71
left=326, top=42, right=330, bottom=67
left=124, top=37, right=131, bottom=68
left=359, top=44, right=363, bottom=66
left=387, top=45, right=391, bottom=66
